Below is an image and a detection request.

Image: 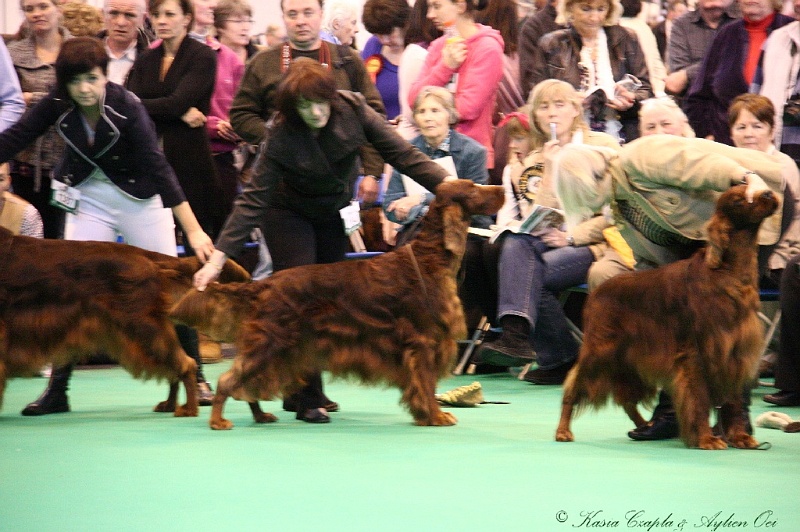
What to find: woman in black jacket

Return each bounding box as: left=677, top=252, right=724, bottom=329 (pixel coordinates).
left=0, top=37, right=215, bottom=416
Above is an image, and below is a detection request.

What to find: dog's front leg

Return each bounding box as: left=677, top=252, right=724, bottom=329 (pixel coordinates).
left=718, top=399, right=759, bottom=449
left=401, top=346, right=456, bottom=426
left=672, top=367, right=725, bottom=449
left=248, top=401, right=278, bottom=424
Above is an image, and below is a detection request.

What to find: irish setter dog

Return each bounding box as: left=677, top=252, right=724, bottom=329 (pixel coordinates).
left=0, top=228, right=249, bottom=416
left=170, top=180, right=504, bottom=429
left=555, top=186, right=779, bottom=449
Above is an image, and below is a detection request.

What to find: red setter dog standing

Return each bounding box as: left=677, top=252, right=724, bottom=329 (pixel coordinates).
left=0, top=229, right=249, bottom=416
left=555, top=185, right=779, bottom=449
left=170, top=180, right=504, bottom=429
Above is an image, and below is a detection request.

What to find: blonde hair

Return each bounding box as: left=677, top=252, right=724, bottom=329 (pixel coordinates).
left=638, top=97, right=695, bottom=138
left=556, top=0, right=623, bottom=26
left=552, top=144, right=616, bottom=227
left=527, top=79, right=588, bottom=148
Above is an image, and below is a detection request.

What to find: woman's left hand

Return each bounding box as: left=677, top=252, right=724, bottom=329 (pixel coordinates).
left=533, top=227, right=569, bottom=248
left=186, top=230, right=215, bottom=262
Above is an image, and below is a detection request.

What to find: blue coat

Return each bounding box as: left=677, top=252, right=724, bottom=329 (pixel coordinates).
left=0, top=82, right=186, bottom=207
left=384, top=129, right=489, bottom=227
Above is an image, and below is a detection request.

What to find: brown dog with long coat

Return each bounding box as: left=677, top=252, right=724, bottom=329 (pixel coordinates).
left=170, top=180, right=504, bottom=429
left=0, top=228, right=249, bottom=416
left=555, top=185, right=779, bottom=449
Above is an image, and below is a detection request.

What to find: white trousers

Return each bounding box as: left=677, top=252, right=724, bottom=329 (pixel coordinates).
left=64, top=175, right=177, bottom=256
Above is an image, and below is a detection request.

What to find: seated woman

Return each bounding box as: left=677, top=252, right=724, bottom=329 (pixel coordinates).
left=728, top=94, right=800, bottom=289
left=383, top=86, right=489, bottom=247
left=474, top=79, right=620, bottom=385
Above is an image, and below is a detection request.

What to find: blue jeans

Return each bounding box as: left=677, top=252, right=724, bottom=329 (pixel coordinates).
left=496, top=233, right=594, bottom=369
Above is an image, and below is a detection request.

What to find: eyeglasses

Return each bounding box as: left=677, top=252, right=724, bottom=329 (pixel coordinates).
left=225, top=18, right=254, bottom=25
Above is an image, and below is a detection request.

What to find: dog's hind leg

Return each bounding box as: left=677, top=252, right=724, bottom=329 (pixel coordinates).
left=555, top=367, right=580, bottom=442
left=154, top=381, right=179, bottom=413
left=0, top=361, right=6, bottom=411
left=621, top=402, right=647, bottom=429
left=248, top=401, right=278, bottom=424
left=174, top=356, right=199, bottom=417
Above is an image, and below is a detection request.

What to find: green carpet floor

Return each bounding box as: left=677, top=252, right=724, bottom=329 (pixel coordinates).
left=1, top=361, right=798, bottom=532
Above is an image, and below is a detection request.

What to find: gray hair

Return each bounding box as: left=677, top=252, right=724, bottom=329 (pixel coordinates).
left=638, top=97, right=695, bottom=138
left=322, top=0, right=359, bottom=32
left=103, top=0, right=147, bottom=15
left=412, top=86, right=460, bottom=126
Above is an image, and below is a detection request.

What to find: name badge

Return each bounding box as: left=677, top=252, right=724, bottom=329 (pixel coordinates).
left=339, top=201, right=361, bottom=235
left=49, top=180, right=80, bottom=214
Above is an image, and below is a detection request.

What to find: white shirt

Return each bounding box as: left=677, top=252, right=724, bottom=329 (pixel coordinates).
left=105, top=40, right=138, bottom=85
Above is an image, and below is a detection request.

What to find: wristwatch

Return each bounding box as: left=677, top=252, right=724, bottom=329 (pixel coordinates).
left=566, top=235, right=575, bottom=246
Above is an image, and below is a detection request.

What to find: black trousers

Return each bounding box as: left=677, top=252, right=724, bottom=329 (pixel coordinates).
left=776, top=255, right=800, bottom=392
left=261, top=206, right=349, bottom=409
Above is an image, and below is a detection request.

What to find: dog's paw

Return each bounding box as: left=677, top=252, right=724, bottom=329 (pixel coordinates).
left=253, top=412, right=278, bottom=424
left=210, top=417, right=234, bottom=430
left=174, top=404, right=199, bottom=417
left=153, top=400, right=176, bottom=413
left=414, top=411, right=457, bottom=426
left=555, top=429, right=574, bottom=442
left=728, top=432, right=759, bottom=449
left=697, top=434, right=728, bottom=450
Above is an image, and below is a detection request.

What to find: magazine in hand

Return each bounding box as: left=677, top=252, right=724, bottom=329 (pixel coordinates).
left=469, top=204, right=566, bottom=243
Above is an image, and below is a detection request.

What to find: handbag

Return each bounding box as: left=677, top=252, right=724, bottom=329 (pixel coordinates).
left=783, top=95, right=800, bottom=127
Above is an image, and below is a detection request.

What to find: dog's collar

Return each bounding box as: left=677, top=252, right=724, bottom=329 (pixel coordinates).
left=404, top=245, right=428, bottom=300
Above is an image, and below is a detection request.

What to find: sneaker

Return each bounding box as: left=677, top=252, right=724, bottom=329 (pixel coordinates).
left=523, top=358, right=575, bottom=385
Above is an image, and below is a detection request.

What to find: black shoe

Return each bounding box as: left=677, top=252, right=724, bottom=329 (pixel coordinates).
left=763, top=390, right=800, bottom=407
left=21, top=392, right=70, bottom=416
left=283, top=397, right=339, bottom=413
left=21, top=364, right=73, bottom=416
left=523, top=359, right=575, bottom=385
left=474, top=336, right=535, bottom=367
left=198, top=381, right=214, bottom=407
left=297, top=408, right=330, bottom=423
left=627, top=414, right=680, bottom=441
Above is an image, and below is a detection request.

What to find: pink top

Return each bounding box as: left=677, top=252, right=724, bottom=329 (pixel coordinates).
left=204, top=38, right=245, bottom=153
left=408, top=24, right=504, bottom=167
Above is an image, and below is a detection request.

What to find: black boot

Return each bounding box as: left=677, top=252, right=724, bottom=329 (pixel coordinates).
left=21, top=364, right=73, bottom=416
left=628, top=391, right=680, bottom=441
left=175, top=324, right=213, bottom=406
left=474, top=315, right=534, bottom=367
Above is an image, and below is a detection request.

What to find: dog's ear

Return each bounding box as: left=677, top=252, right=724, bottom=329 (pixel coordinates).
left=705, top=213, right=731, bottom=269
left=170, top=284, right=248, bottom=342
left=442, top=204, right=468, bottom=257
